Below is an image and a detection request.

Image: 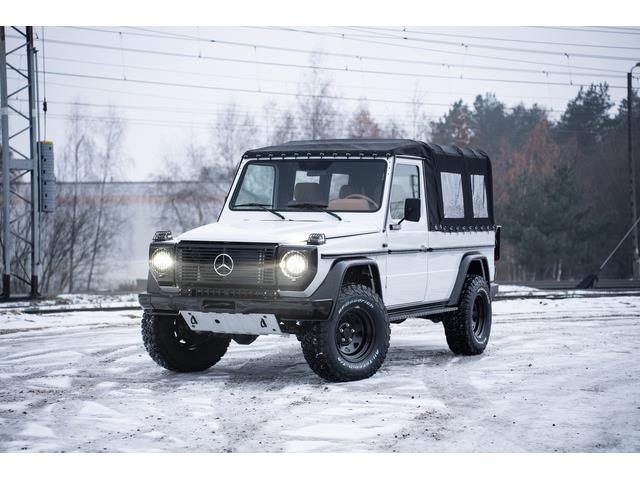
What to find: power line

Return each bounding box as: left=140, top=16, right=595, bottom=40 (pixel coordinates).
left=35, top=55, right=620, bottom=104
left=33, top=67, right=626, bottom=101
left=249, top=26, right=631, bottom=73
left=340, top=26, right=640, bottom=62
left=18, top=69, right=452, bottom=106
left=57, top=26, right=626, bottom=81
left=41, top=72, right=579, bottom=106
left=10, top=33, right=628, bottom=92
left=354, top=26, right=640, bottom=51
left=530, top=26, right=640, bottom=36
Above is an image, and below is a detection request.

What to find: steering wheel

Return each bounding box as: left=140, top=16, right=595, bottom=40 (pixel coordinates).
left=344, top=194, right=379, bottom=210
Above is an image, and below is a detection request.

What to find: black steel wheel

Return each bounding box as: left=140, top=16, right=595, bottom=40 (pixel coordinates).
left=443, top=275, right=492, bottom=355
left=335, top=308, right=375, bottom=362
left=471, top=294, right=488, bottom=340
left=301, top=284, right=390, bottom=382
left=142, top=312, right=231, bottom=372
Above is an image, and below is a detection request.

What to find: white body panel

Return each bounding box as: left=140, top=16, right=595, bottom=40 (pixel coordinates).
left=384, top=158, right=429, bottom=307
left=425, top=231, right=495, bottom=303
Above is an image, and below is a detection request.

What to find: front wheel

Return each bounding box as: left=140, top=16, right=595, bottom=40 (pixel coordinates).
left=443, top=275, right=492, bottom=355
left=300, top=284, right=390, bottom=382
left=141, top=312, right=231, bottom=372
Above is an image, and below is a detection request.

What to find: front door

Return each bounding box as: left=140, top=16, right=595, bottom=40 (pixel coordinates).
left=384, top=158, right=428, bottom=307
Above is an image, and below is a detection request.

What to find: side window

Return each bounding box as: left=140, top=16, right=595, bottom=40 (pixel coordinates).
left=471, top=174, right=488, bottom=218
left=234, top=164, right=275, bottom=206
left=440, top=172, right=464, bottom=218
left=389, top=164, right=421, bottom=221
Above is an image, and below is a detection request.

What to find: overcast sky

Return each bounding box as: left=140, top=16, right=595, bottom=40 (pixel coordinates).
left=4, top=26, right=640, bottom=180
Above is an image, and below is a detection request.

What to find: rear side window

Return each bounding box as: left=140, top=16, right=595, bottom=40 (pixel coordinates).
left=440, top=172, right=464, bottom=218
left=471, top=174, right=488, bottom=218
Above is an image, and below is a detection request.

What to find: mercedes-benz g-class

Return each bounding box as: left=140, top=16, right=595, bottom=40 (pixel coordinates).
left=139, top=139, right=500, bottom=382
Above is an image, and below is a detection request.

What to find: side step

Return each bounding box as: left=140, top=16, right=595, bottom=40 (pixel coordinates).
left=387, top=304, right=457, bottom=323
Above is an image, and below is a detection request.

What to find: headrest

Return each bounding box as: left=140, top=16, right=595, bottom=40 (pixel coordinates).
left=294, top=182, right=323, bottom=203
left=339, top=184, right=360, bottom=198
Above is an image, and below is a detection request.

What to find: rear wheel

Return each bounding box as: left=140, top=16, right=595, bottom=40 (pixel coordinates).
left=141, top=311, right=231, bottom=372
left=300, top=284, right=390, bottom=382
left=443, top=275, right=492, bottom=355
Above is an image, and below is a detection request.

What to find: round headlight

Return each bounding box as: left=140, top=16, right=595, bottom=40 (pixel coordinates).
left=279, top=250, right=308, bottom=280
left=151, top=249, right=173, bottom=276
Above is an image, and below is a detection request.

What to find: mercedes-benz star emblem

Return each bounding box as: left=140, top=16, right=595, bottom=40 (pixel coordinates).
left=213, top=253, right=234, bottom=277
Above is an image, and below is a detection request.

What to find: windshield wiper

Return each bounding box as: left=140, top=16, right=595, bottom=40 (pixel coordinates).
left=288, top=202, right=342, bottom=221
left=234, top=203, right=286, bottom=220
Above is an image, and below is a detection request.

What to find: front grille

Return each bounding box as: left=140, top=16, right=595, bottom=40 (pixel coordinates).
left=176, top=242, right=277, bottom=291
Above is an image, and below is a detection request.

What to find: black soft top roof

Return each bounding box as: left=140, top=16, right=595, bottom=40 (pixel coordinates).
left=243, top=138, right=489, bottom=161
left=244, top=138, right=495, bottom=231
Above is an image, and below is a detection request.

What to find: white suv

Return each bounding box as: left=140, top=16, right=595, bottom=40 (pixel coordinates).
left=139, top=139, right=500, bottom=382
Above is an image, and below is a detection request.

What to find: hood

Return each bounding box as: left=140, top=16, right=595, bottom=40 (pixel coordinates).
left=176, top=220, right=380, bottom=244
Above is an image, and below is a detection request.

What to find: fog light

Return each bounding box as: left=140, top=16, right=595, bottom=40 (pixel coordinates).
left=280, top=250, right=308, bottom=280
left=151, top=249, right=173, bottom=276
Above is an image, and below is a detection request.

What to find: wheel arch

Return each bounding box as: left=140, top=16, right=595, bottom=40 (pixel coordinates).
left=447, top=252, right=490, bottom=307
left=311, top=257, right=383, bottom=303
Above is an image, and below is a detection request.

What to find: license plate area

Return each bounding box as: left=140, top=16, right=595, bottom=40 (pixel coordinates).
left=180, top=311, right=282, bottom=336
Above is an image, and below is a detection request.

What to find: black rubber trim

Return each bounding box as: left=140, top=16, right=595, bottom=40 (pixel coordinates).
left=321, top=248, right=427, bottom=259
left=387, top=301, right=457, bottom=322
left=321, top=250, right=388, bottom=259
left=139, top=292, right=332, bottom=320
left=322, top=245, right=493, bottom=259
left=446, top=252, right=488, bottom=307
left=427, top=244, right=494, bottom=252
left=326, top=231, right=378, bottom=240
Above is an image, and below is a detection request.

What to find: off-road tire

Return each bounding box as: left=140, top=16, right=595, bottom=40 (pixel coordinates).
left=300, top=284, right=390, bottom=382
left=141, top=311, right=231, bottom=372
left=443, top=275, right=492, bottom=355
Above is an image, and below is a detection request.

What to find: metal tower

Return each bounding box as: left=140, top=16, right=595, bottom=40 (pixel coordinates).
left=0, top=26, right=42, bottom=298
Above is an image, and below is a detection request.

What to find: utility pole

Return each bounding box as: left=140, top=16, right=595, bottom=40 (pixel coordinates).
left=629, top=63, right=640, bottom=279
left=0, top=27, right=43, bottom=299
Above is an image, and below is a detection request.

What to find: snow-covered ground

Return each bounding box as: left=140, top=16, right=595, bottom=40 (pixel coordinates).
left=1, top=293, right=639, bottom=452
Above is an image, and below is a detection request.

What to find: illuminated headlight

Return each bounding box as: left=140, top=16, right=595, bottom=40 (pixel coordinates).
left=150, top=249, right=174, bottom=276
left=279, top=250, right=308, bottom=281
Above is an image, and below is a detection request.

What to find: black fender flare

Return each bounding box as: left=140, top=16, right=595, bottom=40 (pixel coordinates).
left=310, top=258, right=382, bottom=314
left=447, top=252, right=489, bottom=307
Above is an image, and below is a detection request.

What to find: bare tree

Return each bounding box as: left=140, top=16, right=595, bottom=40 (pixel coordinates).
left=215, top=102, right=259, bottom=182
left=297, top=53, right=340, bottom=140
left=347, top=102, right=381, bottom=138
left=86, top=107, right=126, bottom=291
left=155, top=135, right=229, bottom=234
left=408, top=88, right=430, bottom=140
left=62, top=104, right=94, bottom=292
left=381, top=118, right=407, bottom=138
left=270, top=109, right=298, bottom=144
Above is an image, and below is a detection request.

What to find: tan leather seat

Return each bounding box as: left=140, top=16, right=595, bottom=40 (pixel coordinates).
left=327, top=198, right=370, bottom=211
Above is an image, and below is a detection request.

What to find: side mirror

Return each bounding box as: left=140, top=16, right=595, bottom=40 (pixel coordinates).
left=400, top=198, right=421, bottom=223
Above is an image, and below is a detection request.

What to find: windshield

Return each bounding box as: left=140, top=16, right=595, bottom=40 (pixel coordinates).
left=230, top=159, right=387, bottom=212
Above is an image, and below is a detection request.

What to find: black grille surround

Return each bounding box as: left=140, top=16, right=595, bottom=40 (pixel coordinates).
left=176, top=242, right=278, bottom=296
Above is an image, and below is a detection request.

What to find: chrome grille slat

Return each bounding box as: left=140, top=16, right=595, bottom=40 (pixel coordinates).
left=176, top=242, right=277, bottom=290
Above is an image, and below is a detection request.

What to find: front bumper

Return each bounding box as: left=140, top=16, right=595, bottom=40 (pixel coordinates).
left=138, top=292, right=333, bottom=321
